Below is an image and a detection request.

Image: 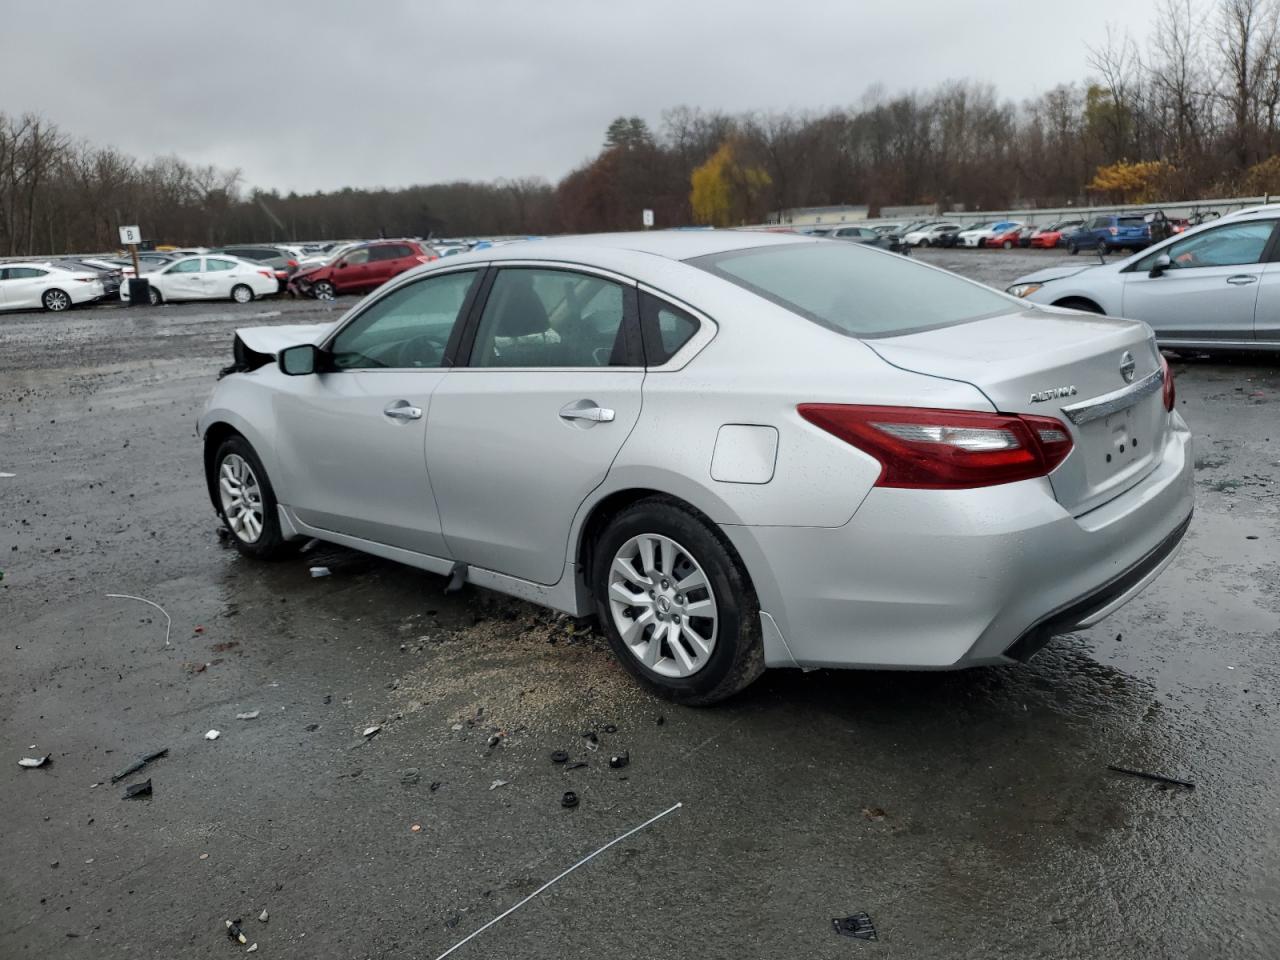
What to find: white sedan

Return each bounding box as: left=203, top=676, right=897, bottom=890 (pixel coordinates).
left=122, top=255, right=279, bottom=305
left=0, top=262, right=104, bottom=312
left=901, top=222, right=962, bottom=247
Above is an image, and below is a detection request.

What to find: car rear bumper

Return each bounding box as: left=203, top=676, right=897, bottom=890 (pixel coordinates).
left=722, top=412, right=1193, bottom=670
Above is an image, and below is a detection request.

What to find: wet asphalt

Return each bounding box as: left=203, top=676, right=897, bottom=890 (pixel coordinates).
left=1, top=250, right=1278, bottom=959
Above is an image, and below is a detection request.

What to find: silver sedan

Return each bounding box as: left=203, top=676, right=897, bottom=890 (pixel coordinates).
left=199, top=231, right=1193, bottom=704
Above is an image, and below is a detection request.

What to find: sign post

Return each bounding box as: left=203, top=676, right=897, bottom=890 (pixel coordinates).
left=119, top=225, right=142, bottom=278
left=642, top=208, right=655, bottom=230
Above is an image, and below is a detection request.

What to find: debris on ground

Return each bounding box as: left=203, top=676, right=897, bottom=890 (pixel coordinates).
left=110, top=747, right=168, bottom=783
left=862, top=807, right=888, bottom=821
left=309, top=566, right=331, bottom=578
left=411, top=823, right=422, bottom=833
left=581, top=730, right=598, bottom=743
left=566, top=762, right=588, bottom=771
left=18, top=755, right=50, bottom=768
left=122, top=778, right=152, bottom=799
left=0, top=472, right=15, bottom=478
left=205, top=730, right=220, bottom=741
left=246, top=944, right=258, bottom=953
left=832, top=913, right=878, bottom=940
left=300, top=538, right=320, bottom=553
left=105, top=593, right=172, bottom=646
left=1108, top=764, right=1195, bottom=789
left=399, top=768, right=420, bottom=786
left=236, top=710, right=260, bottom=720
left=603, top=724, right=617, bottom=734
left=199, top=853, right=209, bottom=860
left=609, top=752, right=629, bottom=770
left=258, top=909, right=268, bottom=923
left=489, top=779, right=508, bottom=791
left=486, top=734, right=502, bottom=748
left=550, top=750, right=569, bottom=764
left=655, top=715, right=665, bottom=726
left=561, top=791, right=579, bottom=808
left=226, top=919, right=247, bottom=944
left=363, top=725, right=381, bottom=738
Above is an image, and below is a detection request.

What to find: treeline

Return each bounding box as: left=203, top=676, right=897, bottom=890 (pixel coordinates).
left=6, top=0, right=1280, bottom=254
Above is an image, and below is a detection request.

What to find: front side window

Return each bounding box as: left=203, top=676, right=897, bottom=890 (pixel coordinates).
left=470, top=268, right=631, bottom=368
left=692, top=241, right=1014, bottom=339
left=329, top=270, right=479, bottom=369
left=341, top=248, right=371, bottom=266
left=167, top=259, right=203, bottom=274
left=1136, top=220, right=1275, bottom=271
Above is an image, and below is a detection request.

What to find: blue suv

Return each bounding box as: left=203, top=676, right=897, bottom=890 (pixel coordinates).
left=1067, top=215, right=1152, bottom=255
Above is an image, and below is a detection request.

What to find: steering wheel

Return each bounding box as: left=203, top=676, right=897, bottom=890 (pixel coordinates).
left=394, top=335, right=446, bottom=368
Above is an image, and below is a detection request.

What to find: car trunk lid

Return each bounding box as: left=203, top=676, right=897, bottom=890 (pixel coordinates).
left=865, top=308, right=1168, bottom=516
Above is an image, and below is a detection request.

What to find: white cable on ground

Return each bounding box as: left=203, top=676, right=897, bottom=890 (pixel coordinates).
left=105, top=593, right=172, bottom=646
left=433, top=801, right=684, bottom=960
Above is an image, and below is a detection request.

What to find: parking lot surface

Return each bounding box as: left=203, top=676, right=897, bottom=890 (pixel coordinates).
left=2, top=254, right=1278, bottom=958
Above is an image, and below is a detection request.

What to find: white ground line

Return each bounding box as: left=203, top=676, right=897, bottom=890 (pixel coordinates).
left=105, top=594, right=172, bottom=646
left=433, top=801, right=684, bottom=960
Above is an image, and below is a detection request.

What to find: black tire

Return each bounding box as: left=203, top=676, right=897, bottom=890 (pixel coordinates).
left=918, top=238, right=930, bottom=248
left=591, top=496, right=765, bottom=706
left=212, top=435, right=293, bottom=560
left=230, top=283, right=254, bottom=304
left=148, top=286, right=163, bottom=305
left=312, top=280, right=336, bottom=301
left=42, top=288, right=71, bottom=312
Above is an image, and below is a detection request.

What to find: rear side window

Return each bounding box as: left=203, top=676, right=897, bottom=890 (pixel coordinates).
left=691, top=242, right=1013, bottom=339
left=640, top=292, right=699, bottom=364
left=206, top=258, right=237, bottom=272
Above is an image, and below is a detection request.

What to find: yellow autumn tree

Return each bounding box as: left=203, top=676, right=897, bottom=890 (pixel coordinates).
left=1243, top=155, right=1280, bottom=194
left=690, top=140, right=771, bottom=226
left=1086, top=160, right=1175, bottom=204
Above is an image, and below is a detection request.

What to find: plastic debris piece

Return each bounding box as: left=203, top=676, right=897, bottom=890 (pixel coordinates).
left=566, top=762, right=588, bottom=771
left=1108, top=764, right=1195, bottom=789
left=310, top=566, right=331, bottom=578
left=226, top=919, right=247, bottom=944
left=862, top=807, right=887, bottom=822
left=489, top=779, right=508, bottom=790
left=0, top=472, right=15, bottom=478
left=18, top=755, right=50, bottom=768
left=486, top=735, right=501, bottom=748
left=110, top=748, right=168, bottom=783
left=550, top=750, right=569, bottom=764
left=411, top=823, right=422, bottom=833
left=246, top=944, right=258, bottom=953
left=258, top=909, right=268, bottom=923
left=105, top=593, right=171, bottom=646
left=236, top=710, right=260, bottom=721
left=205, top=730, right=220, bottom=740
left=363, top=725, right=381, bottom=738
left=199, top=853, right=209, bottom=860
left=584, top=740, right=598, bottom=752
left=832, top=913, right=877, bottom=940
left=561, top=791, right=579, bottom=809
left=609, top=752, right=629, bottom=770
left=122, top=778, right=152, bottom=799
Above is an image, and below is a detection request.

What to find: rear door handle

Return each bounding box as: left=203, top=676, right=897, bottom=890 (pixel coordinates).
left=1226, top=274, right=1259, bottom=285
left=383, top=400, right=422, bottom=421
left=559, top=400, right=615, bottom=423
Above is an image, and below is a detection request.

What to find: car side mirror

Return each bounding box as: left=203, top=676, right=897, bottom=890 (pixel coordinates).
left=1149, top=254, right=1172, bottom=278
left=279, top=343, right=324, bottom=376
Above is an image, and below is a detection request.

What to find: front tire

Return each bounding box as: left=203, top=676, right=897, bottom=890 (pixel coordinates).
left=213, top=436, right=292, bottom=559
left=231, top=283, right=254, bottom=304
left=592, top=497, right=764, bottom=705
left=148, top=286, right=163, bottom=305
left=42, top=288, right=71, bottom=312
left=312, top=280, right=336, bottom=301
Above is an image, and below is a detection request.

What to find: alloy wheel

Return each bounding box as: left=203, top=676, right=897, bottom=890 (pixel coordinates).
left=607, top=533, right=718, bottom=678
left=44, top=290, right=70, bottom=311
left=232, top=284, right=253, bottom=303
left=218, top=453, right=264, bottom=543
left=314, top=282, right=335, bottom=301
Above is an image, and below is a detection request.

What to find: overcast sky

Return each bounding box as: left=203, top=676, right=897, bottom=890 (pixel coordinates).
left=1, top=1, right=1164, bottom=194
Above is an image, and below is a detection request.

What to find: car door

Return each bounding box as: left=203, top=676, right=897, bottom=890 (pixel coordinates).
left=1, top=267, right=48, bottom=308
left=330, top=247, right=372, bottom=292
left=1121, top=219, right=1277, bottom=342
left=1251, top=258, right=1280, bottom=344
left=203, top=257, right=240, bottom=299
left=272, top=267, right=484, bottom=556
left=160, top=258, right=206, bottom=300
left=425, top=264, right=645, bottom=585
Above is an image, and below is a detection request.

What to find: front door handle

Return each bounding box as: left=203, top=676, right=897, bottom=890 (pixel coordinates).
left=559, top=400, right=615, bottom=423
left=1226, top=274, right=1259, bottom=285
left=383, top=400, right=423, bottom=421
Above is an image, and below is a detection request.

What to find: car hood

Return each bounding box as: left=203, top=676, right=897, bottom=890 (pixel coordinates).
left=235, top=322, right=337, bottom=358
left=1010, top=264, right=1100, bottom=285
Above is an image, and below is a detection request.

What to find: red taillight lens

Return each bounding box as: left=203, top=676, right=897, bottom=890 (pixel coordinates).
left=287, top=259, right=297, bottom=267
left=258, top=269, right=274, bottom=279
left=1109, top=227, right=1118, bottom=235
left=415, top=254, right=437, bottom=264
left=1160, top=355, right=1175, bottom=411
left=797, top=404, right=1073, bottom=489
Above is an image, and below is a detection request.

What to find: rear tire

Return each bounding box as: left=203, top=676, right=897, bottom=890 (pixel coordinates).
left=42, top=288, right=71, bottom=312
left=212, top=435, right=293, bottom=560
left=231, top=284, right=254, bottom=304
left=592, top=497, right=764, bottom=706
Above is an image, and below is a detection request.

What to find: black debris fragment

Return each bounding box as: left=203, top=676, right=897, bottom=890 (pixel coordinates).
left=561, top=791, right=579, bottom=809
left=226, top=919, right=247, bottom=944
left=304, top=724, right=319, bottom=732
left=566, top=762, right=588, bottom=771
left=1108, top=764, right=1195, bottom=789
left=550, top=750, right=569, bottom=764
left=655, top=715, right=665, bottom=726
left=609, top=752, right=630, bottom=770
left=110, top=748, right=168, bottom=784
left=122, top=779, right=152, bottom=799
left=429, top=781, right=443, bottom=792
left=486, top=734, right=502, bottom=748
left=602, top=724, right=617, bottom=734
left=581, top=730, right=598, bottom=744
left=832, top=913, right=877, bottom=941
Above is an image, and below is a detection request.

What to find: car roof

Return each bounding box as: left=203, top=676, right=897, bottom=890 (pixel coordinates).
left=480, top=230, right=808, bottom=263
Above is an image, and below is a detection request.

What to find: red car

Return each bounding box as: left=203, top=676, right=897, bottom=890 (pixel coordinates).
left=1028, top=220, right=1085, bottom=248
left=984, top=224, right=1026, bottom=249
left=289, top=240, right=437, bottom=300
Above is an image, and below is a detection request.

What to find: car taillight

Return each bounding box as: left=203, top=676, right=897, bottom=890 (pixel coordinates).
left=415, top=255, right=437, bottom=264
left=797, top=404, right=1073, bottom=489
left=1160, top=355, right=1175, bottom=411
left=287, top=259, right=297, bottom=267
left=258, top=269, right=274, bottom=279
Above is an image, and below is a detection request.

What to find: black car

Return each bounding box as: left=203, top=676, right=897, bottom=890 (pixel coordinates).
left=826, top=224, right=910, bottom=254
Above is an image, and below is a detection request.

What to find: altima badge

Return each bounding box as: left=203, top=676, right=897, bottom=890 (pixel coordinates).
left=1029, top=385, right=1078, bottom=403
left=1120, top=351, right=1136, bottom=383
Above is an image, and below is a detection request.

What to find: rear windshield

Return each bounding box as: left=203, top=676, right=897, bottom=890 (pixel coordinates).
left=1118, top=217, right=1146, bottom=227
left=689, top=242, right=1014, bottom=338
